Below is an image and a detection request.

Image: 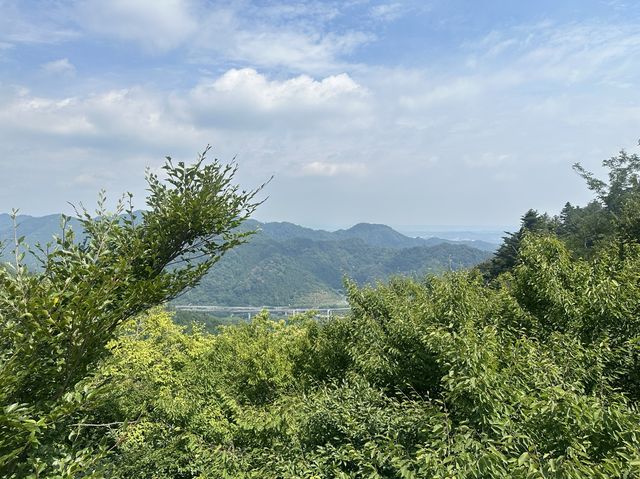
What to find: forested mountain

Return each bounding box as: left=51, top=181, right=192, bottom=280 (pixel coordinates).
left=0, top=215, right=493, bottom=306
left=0, top=215, right=495, bottom=255
left=176, top=236, right=491, bottom=306
left=245, top=219, right=497, bottom=251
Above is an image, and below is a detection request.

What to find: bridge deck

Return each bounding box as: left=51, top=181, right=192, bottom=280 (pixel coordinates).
left=173, top=305, right=351, bottom=316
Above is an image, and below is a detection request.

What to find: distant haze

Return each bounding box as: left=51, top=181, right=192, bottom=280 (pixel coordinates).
left=395, top=227, right=510, bottom=245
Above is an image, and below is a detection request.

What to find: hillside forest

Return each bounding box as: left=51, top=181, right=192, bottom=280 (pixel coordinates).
left=0, top=215, right=494, bottom=309
left=2, top=148, right=640, bottom=477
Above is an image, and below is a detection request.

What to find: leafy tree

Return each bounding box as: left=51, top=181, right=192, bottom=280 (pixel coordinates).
left=485, top=149, right=640, bottom=278
left=0, top=147, right=264, bottom=477
left=572, top=150, right=640, bottom=255
left=555, top=201, right=611, bottom=256
left=479, top=209, right=556, bottom=279
left=573, top=150, right=640, bottom=218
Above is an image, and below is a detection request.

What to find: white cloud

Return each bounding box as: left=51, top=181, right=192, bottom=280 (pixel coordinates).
left=0, top=1, right=78, bottom=44
left=66, top=1, right=371, bottom=71
left=42, top=58, right=76, bottom=76
left=197, top=68, right=363, bottom=106
left=227, top=29, right=371, bottom=72
left=468, top=22, right=640, bottom=87
left=257, top=2, right=341, bottom=22
left=0, top=68, right=368, bottom=142
left=370, top=3, right=405, bottom=22
left=300, top=161, right=366, bottom=177
left=1, top=14, right=640, bottom=225
left=0, top=92, right=92, bottom=135
left=0, top=68, right=372, bottom=197
left=74, top=0, right=198, bottom=52
left=2, top=27, right=639, bottom=223
left=189, top=4, right=371, bottom=73
left=184, top=68, right=370, bottom=130
left=1, top=1, right=371, bottom=72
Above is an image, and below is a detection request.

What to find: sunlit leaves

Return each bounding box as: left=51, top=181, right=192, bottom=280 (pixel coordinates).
left=0, top=148, right=262, bottom=477
left=86, top=234, right=640, bottom=477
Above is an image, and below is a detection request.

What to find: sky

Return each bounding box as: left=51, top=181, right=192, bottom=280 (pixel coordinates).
left=0, top=0, right=639, bottom=229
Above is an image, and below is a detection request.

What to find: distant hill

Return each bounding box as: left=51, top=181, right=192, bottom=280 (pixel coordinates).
left=250, top=220, right=497, bottom=252
left=174, top=236, right=492, bottom=307
left=0, top=214, right=494, bottom=306
left=333, top=223, right=424, bottom=248
left=0, top=213, right=68, bottom=245
left=0, top=214, right=83, bottom=263
left=399, top=227, right=509, bottom=246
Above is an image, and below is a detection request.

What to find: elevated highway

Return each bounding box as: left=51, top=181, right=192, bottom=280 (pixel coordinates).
left=172, top=304, right=350, bottom=318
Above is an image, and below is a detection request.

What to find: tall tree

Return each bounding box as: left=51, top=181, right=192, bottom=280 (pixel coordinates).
left=484, top=149, right=640, bottom=279
left=0, top=147, right=265, bottom=476
left=573, top=150, right=640, bottom=256
left=479, top=209, right=555, bottom=280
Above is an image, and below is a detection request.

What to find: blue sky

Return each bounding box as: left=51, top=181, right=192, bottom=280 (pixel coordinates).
left=1, top=0, right=639, bottom=228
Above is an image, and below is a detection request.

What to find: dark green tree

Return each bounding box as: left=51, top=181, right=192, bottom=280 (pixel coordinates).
left=479, top=209, right=556, bottom=280
left=572, top=150, right=640, bottom=257
left=555, top=201, right=613, bottom=257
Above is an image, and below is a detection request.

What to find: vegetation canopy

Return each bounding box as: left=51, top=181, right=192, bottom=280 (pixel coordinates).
left=2, top=148, right=640, bottom=478
left=0, top=147, right=265, bottom=476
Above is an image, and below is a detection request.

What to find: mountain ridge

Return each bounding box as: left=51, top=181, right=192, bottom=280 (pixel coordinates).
left=0, top=214, right=497, bottom=252
left=0, top=214, right=495, bottom=306
left=249, top=219, right=497, bottom=252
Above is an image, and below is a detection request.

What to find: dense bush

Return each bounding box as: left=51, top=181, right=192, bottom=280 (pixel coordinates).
left=74, top=233, right=640, bottom=477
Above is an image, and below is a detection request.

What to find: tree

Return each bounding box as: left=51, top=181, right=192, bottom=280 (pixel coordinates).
left=78, top=236, right=640, bottom=478
left=556, top=200, right=613, bottom=257
left=573, top=150, right=640, bottom=258
left=484, top=149, right=640, bottom=279
left=573, top=150, right=640, bottom=217
left=479, top=209, right=556, bottom=280
left=0, top=147, right=265, bottom=476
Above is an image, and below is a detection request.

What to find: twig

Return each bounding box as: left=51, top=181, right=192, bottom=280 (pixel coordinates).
left=70, top=420, right=139, bottom=428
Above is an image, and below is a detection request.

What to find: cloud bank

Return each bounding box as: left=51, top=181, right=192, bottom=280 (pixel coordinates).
left=0, top=1, right=639, bottom=227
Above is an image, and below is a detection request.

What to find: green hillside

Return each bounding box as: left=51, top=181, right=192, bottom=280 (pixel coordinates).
left=176, top=236, right=491, bottom=306
left=0, top=215, right=492, bottom=306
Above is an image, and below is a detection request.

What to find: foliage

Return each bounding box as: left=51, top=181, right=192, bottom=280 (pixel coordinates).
left=171, top=309, right=246, bottom=333
left=73, top=231, right=640, bottom=477
left=5, top=146, right=640, bottom=477
left=0, top=148, right=263, bottom=477
left=177, top=238, right=491, bottom=307
left=482, top=150, right=640, bottom=278
left=479, top=209, right=556, bottom=279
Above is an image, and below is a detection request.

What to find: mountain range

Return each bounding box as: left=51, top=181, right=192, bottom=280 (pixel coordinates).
left=244, top=219, right=497, bottom=251
left=0, top=214, right=496, bottom=307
